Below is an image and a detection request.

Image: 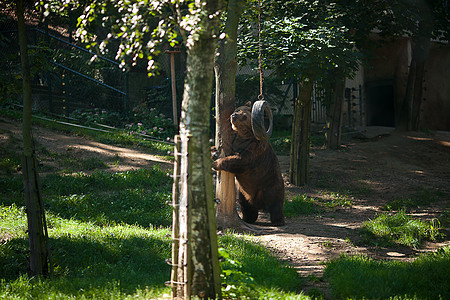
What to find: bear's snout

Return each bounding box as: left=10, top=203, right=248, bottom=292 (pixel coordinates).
left=231, top=112, right=247, bottom=122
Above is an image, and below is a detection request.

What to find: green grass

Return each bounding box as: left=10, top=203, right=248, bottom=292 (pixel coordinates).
left=1, top=168, right=307, bottom=299
left=284, top=191, right=353, bottom=218
left=319, top=191, right=353, bottom=209
left=219, top=233, right=307, bottom=299
left=1, top=206, right=173, bottom=298
left=284, top=195, right=320, bottom=217
left=360, top=210, right=443, bottom=248
left=2, top=110, right=448, bottom=299
left=1, top=167, right=174, bottom=228
left=324, top=247, right=450, bottom=299
left=0, top=157, right=20, bottom=174
left=270, top=130, right=292, bottom=155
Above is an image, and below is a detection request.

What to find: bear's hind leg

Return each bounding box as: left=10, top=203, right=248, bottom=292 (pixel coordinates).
left=268, top=202, right=285, bottom=226
left=238, top=193, right=258, bottom=224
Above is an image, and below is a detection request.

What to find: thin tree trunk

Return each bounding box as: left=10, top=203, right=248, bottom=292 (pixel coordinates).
left=290, top=78, right=313, bottom=186
left=411, top=37, right=430, bottom=131
left=397, top=59, right=415, bottom=131
left=326, top=77, right=345, bottom=150
left=290, top=80, right=300, bottom=185
left=214, top=0, right=244, bottom=228
left=16, top=0, right=50, bottom=278
left=175, top=0, right=223, bottom=297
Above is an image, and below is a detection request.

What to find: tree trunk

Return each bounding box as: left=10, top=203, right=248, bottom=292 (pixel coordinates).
left=290, top=78, right=313, bottom=186
left=326, top=77, right=345, bottom=150
left=174, top=0, right=223, bottom=298
left=397, top=59, right=415, bottom=131
left=397, top=37, right=431, bottom=132
left=16, top=0, right=50, bottom=278
left=397, top=2, right=431, bottom=132
left=411, top=36, right=430, bottom=131
left=214, top=0, right=244, bottom=228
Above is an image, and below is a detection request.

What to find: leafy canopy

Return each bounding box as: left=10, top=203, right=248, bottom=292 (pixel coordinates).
left=41, top=0, right=224, bottom=75
left=238, top=0, right=361, bottom=84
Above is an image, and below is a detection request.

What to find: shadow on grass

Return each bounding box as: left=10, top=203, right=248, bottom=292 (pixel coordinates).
left=324, top=248, right=450, bottom=299
left=0, top=234, right=171, bottom=296
left=1, top=232, right=303, bottom=298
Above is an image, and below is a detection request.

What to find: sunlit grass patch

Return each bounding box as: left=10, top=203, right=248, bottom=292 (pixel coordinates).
left=284, top=195, right=320, bottom=217
left=319, top=191, right=353, bottom=208
left=284, top=191, right=354, bottom=218
left=360, top=210, right=443, bottom=248
left=40, top=168, right=173, bottom=227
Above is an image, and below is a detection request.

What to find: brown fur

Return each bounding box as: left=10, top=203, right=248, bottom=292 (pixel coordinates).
left=213, top=102, right=285, bottom=226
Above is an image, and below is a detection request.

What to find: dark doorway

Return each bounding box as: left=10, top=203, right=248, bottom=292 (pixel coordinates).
left=366, top=81, right=395, bottom=126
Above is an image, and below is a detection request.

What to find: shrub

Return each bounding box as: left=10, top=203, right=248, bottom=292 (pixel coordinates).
left=70, top=108, right=123, bottom=127
left=128, top=101, right=177, bottom=139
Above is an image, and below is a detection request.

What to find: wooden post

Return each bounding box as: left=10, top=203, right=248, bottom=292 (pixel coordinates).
left=298, top=80, right=313, bottom=185
left=22, top=155, right=50, bottom=277
left=326, top=77, right=345, bottom=150
left=215, top=171, right=236, bottom=225
left=170, top=136, right=182, bottom=298
left=290, top=78, right=313, bottom=186
left=16, top=0, right=50, bottom=277
left=165, top=49, right=181, bottom=126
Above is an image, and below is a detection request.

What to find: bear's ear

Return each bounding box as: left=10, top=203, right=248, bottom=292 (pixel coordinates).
left=245, top=101, right=252, bottom=107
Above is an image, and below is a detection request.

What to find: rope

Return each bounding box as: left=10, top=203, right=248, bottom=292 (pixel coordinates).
left=257, top=0, right=264, bottom=101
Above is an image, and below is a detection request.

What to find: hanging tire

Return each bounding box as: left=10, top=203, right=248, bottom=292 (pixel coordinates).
left=251, top=100, right=273, bottom=140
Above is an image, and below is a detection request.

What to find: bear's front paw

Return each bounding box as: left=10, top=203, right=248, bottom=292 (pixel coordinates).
left=212, top=160, right=220, bottom=170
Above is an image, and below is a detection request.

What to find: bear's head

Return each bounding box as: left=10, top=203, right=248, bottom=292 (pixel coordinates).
left=230, top=101, right=254, bottom=139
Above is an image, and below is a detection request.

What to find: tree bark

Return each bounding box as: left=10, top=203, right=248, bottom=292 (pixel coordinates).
left=290, top=78, right=313, bottom=186
left=397, top=59, right=415, bottom=131
left=397, top=0, right=431, bottom=132
left=175, top=0, right=223, bottom=298
left=214, top=0, right=244, bottom=228
left=411, top=37, right=430, bottom=131
left=326, top=76, right=345, bottom=150
left=397, top=36, right=430, bottom=132
left=16, top=0, right=50, bottom=277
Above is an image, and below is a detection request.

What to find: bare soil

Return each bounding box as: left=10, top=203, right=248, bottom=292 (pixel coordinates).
left=1, top=117, right=449, bottom=297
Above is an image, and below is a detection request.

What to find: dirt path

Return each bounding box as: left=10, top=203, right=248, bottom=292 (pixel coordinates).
left=1, top=117, right=449, bottom=297
left=249, top=129, right=450, bottom=295
left=0, top=117, right=173, bottom=173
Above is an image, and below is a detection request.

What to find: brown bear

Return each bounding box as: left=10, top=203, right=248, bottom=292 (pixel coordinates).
left=212, top=101, right=285, bottom=226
